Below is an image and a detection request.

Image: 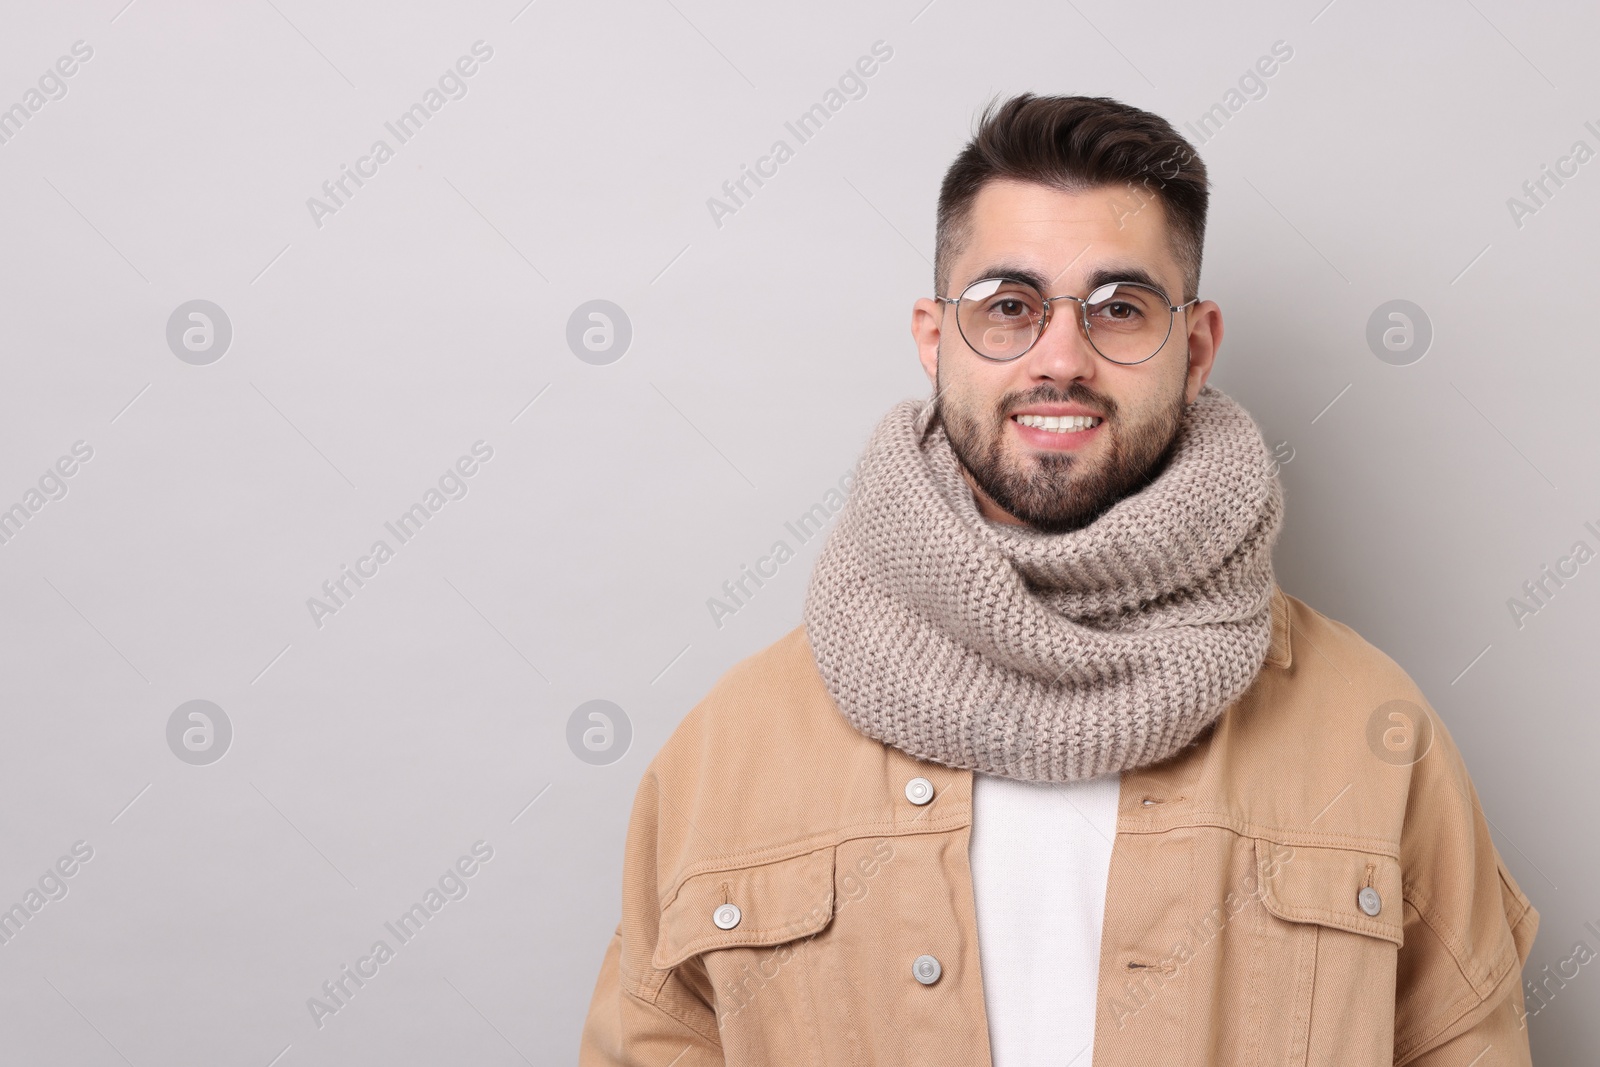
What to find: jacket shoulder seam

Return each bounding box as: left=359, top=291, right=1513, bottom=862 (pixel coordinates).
left=1393, top=944, right=1521, bottom=1065
left=1392, top=882, right=1522, bottom=1062
left=618, top=958, right=725, bottom=1049
left=623, top=976, right=725, bottom=1050
left=1403, top=877, right=1510, bottom=996
left=1507, top=892, right=1538, bottom=943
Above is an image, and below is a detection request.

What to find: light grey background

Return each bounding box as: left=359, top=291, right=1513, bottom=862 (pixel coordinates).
left=0, top=0, right=1594, bottom=1063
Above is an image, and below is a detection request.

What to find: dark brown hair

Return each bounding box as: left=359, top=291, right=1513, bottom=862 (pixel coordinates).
left=934, top=93, right=1209, bottom=303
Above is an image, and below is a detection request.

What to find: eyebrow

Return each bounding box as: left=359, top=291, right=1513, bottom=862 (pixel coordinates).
left=965, top=261, right=1174, bottom=303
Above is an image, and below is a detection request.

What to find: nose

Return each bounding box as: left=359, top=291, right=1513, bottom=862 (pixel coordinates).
left=1023, top=300, right=1101, bottom=383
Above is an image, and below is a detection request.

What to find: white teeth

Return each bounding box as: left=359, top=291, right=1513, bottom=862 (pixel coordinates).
left=1014, top=414, right=1102, bottom=433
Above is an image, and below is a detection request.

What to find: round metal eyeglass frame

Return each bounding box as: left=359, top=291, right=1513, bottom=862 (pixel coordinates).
left=934, top=277, right=1199, bottom=365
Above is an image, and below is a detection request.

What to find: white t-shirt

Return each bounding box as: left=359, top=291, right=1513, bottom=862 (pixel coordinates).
left=968, top=769, right=1122, bottom=1066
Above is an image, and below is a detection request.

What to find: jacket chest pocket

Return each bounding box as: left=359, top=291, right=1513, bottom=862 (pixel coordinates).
left=654, top=846, right=838, bottom=1059
left=1253, top=837, right=1404, bottom=1066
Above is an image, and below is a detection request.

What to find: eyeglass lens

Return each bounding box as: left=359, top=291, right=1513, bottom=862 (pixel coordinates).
left=955, top=278, right=1175, bottom=364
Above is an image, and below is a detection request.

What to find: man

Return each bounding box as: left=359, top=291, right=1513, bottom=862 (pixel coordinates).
left=579, top=94, right=1539, bottom=1065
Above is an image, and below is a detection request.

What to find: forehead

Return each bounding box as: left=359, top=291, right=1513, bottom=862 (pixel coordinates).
left=955, top=178, right=1178, bottom=291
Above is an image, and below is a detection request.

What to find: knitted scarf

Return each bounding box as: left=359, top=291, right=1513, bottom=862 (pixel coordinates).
left=801, top=383, right=1284, bottom=783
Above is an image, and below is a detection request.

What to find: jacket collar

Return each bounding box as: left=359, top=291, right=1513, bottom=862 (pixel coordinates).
left=1265, top=583, right=1292, bottom=668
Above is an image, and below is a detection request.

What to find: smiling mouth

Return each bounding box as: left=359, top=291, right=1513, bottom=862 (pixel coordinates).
left=1011, top=413, right=1103, bottom=434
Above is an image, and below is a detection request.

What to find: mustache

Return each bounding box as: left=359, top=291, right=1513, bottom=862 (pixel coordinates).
left=998, top=384, right=1117, bottom=420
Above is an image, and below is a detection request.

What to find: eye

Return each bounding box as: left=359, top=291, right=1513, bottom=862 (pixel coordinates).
left=971, top=285, right=1041, bottom=324
left=1086, top=283, right=1158, bottom=328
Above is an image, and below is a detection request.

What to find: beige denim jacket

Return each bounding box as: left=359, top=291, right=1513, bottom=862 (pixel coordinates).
left=579, top=587, right=1539, bottom=1065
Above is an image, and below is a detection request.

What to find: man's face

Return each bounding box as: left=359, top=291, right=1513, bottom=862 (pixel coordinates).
left=911, top=179, right=1221, bottom=533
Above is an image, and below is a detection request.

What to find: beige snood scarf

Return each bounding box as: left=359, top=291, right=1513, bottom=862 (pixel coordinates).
left=801, top=383, right=1284, bottom=783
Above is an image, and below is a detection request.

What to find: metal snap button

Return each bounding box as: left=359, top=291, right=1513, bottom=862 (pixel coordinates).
left=912, top=954, right=942, bottom=985
left=713, top=903, right=742, bottom=930
left=905, top=777, right=935, bottom=805
left=1357, top=886, right=1381, bottom=917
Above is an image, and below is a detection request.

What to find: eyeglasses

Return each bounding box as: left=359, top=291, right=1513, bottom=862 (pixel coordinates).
left=935, top=276, right=1199, bottom=365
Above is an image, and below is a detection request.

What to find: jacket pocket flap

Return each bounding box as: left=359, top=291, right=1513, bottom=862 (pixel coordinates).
left=654, top=846, right=836, bottom=971
left=1255, top=838, right=1404, bottom=947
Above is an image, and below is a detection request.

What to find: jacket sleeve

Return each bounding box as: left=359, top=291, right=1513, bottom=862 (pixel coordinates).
left=578, top=769, right=725, bottom=1066
left=1391, top=700, right=1541, bottom=1067
left=1399, top=972, right=1535, bottom=1067
left=578, top=925, right=724, bottom=1066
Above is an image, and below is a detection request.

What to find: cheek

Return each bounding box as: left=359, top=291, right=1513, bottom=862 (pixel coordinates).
left=934, top=344, right=977, bottom=405
left=950, top=369, right=1013, bottom=428
left=1151, top=359, right=1191, bottom=407
left=1121, top=375, right=1188, bottom=434
left=1105, top=363, right=1175, bottom=414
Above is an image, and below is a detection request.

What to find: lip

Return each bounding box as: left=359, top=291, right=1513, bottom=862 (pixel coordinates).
left=1008, top=408, right=1106, bottom=451
left=1008, top=403, right=1105, bottom=419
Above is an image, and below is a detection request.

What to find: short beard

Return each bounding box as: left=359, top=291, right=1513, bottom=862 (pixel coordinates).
left=932, top=373, right=1189, bottom=534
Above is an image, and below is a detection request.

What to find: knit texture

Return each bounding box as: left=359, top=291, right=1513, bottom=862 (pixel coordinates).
left=801, top=383, right=1284, bottom=783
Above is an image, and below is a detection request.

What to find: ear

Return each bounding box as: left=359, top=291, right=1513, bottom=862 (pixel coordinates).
left=1182, top=299, right=1223, bottom=404
left=911, top=297, right=944, bottom=388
